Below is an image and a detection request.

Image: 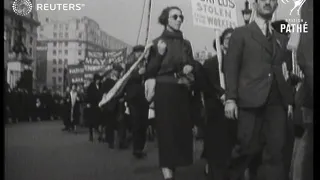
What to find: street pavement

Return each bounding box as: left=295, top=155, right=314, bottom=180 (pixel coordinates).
left=5, top=120, right=206, bottom=180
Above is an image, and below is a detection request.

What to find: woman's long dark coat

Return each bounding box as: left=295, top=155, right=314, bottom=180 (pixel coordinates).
left=85, top=82, right=102, bottom=127
left=146, top=30, right=197, bottom=168
left=202, top=56, right=237, bottom=166
left=65, top=92, right=81, bottom=125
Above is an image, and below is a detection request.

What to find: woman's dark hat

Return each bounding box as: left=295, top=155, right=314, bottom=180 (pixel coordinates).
left=132, top=45, right=145, bottom=52
left=93, top=73, right=101, bottom=81
left=112, top=64, right=124, bottom=72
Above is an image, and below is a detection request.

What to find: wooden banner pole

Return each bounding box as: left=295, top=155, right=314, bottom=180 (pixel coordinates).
left=215, top=30, right=225, bottom=89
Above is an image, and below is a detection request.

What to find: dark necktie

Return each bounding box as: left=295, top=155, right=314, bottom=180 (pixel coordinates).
left=265, top=21, right=271, bottom=39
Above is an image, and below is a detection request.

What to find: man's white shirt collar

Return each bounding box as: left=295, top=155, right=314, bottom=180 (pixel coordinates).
left=255, top=16, right=273, bottom=36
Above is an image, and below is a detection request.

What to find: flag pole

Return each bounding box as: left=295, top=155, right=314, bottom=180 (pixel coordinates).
left=145, top=0, right=152, bottom=44
left=215, top=30, right=225, bottom=89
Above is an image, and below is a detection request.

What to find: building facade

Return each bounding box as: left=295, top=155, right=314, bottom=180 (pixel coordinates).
left=37, top=16, right=132, bottom=94
left=4, top=0, right=40, bottom=89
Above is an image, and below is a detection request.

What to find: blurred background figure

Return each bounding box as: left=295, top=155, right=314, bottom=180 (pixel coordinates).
left=100, top=67, right=122, bottom=148
left=85, top=74, right=102, bottom=142
left=65, top=84, right=81, bottom=133
left=202, top=28, right=238, bottom=180
left=124, top=45, right=149, bottom=159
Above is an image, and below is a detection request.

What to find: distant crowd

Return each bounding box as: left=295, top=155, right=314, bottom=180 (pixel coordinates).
left=5, top=85, right=85, bottom=124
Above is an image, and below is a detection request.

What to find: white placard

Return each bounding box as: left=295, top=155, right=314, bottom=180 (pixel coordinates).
left=191, top=0, right=238, bottom=31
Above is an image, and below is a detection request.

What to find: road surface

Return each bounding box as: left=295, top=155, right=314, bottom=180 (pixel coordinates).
left=5, top=120, right=206, bottom=180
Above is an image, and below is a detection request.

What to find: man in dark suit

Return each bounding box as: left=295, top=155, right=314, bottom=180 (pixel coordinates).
left=295, top=1, right=313, bottom=180
left=124, top=45, right=149, bottom=159
left=86, top=74, right=102, bottom=141
left=297, top=0, right=313, bottom=93
left=223, top=0, right=294, bottom=180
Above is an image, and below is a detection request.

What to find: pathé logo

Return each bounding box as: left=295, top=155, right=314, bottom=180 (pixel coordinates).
left=281, top=0, right=306, bottom=16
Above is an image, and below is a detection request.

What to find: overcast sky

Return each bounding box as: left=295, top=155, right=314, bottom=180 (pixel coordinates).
left=36, top=0, right=300, bottom=52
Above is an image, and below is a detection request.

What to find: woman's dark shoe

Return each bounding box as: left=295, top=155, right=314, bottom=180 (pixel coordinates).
left=119, top=143, right=129, bottom=150
left=133, top=151, right=147, bottom=159
left=109, top=143, right=115, bottom=149
left=89, top=136, right=93, bottom=142
left=98, top=136, right=103, bottom=142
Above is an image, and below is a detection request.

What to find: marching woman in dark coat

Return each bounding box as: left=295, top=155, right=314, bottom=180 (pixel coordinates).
left=65, top=84, right=81, bottom=133
left=124, top=45, right=149, bottom=158
left=100, top=68, right=122, bottom=148
left=145, top=6, right=197, bottom=180
left=202, top=28, right=238, bottom=180
left=85, top=74, right=102, bottom=141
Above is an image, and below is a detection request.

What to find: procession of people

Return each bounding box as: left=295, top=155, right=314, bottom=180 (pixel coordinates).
left=5, top=0, right=313, bottom=180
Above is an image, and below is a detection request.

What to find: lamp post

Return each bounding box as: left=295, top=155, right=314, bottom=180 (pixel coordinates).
left=242, top=0, right=252, bottom=25
left=8, top=20, right=33, bottom=92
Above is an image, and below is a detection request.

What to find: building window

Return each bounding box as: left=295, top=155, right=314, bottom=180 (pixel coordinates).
left=58, top=42, right=62, bottom=47
left=52, top=77, right=57, bottom=84
left=59, top=24, right=63, bottom=29
left=58, top=50, right=62, bottom=55
left=40, top=26, right=44, bottom=31
left=30, top=26, right=33, bottom=33
left=29, top=48, right=32, bottom=56
left=64, top=59, right=68, bottom=65
left=54, top=24, right=57, bottom=29
left=58, top=77, right=62, bottom=82
left=53, top=68, right=56, bottom=73
left=58, top=59, right=63, bottom=64
left=65, top=42, right=68, bottom=46
left=65, top=33, right=69, bottom=38
left=78, top=50, right=82, bottom=55
left=53, top=33, right=57, bottom=38
left=65, top=50, right=68, bottom=55
left=76, top=20, right=79, bottom=30
left=53, top=59, right=57, bottom=64
left=59, top=33, right=63, bottom=38
left=78, top=43, right=82, bottom=47
left=58, top=68, right=63, bottom=73
left=46, top=17, right=49, bottom=22
left=53, top=50, right=57, bottom=56
left=11, top=17, right=14, bottom=25
left=65, top=24, right=69, bottom=30
left=53, top=42, right=57, bottom=47
left=78, top=33, right=82, bottom=39
left=29, top=37, right=33, bottom=45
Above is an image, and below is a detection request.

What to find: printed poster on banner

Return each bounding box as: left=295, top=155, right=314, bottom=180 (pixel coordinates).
left=83, top=48, right=127, bottom=85
left=68, top=64, right=84, bottom=85
left=191, top=0, right=238, bottom=89
left=191, top=0, right=238, bottom=31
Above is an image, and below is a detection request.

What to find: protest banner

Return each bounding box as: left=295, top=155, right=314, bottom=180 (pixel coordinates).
left=191, top=0, right=238, bottom=31
left=191, top=0, right=238, bottom=88
left=68, top=64, right=84, bottom=85
left=83, top=48, right=127, bottom=85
